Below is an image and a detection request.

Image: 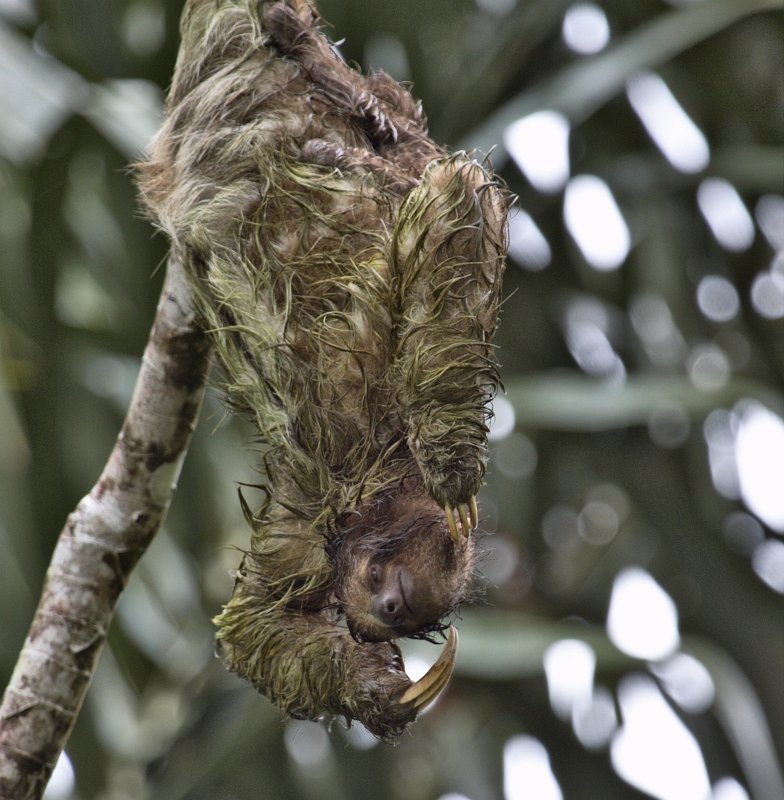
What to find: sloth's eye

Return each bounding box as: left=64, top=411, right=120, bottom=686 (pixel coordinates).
left=368, top=564, right=381, bottom=590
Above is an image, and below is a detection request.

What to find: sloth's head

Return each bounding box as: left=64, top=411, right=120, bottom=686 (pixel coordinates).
left=330, top=486, right=477, bottom=643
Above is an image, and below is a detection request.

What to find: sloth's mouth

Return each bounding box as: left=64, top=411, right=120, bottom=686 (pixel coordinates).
left=443, top=496, right=478, bottom=542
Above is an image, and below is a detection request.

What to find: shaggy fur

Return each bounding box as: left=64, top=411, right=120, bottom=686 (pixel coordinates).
left=139, top=0, right=509, bottom=740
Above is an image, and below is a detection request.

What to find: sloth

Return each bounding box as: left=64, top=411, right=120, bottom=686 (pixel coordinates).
left=139, top=0, right=509, bottom=740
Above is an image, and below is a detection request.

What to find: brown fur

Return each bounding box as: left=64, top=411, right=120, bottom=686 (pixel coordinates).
left=138, top=0, right=509, bottom=739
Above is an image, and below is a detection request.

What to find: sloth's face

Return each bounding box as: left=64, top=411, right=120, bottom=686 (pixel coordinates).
left=332, top=495, right=476, bottom=643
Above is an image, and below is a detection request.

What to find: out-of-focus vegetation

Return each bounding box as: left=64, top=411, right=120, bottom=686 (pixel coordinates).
left=1, top=1, right=782, bottom=798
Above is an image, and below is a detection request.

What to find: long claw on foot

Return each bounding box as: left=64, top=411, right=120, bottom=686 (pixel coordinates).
left=445, top=504, right=459, bottom=542
left=469, top=495, right=478, bottom=529
left=458, top=503, right=471, bottom=537
left=399, top=626, right=458, bottom=710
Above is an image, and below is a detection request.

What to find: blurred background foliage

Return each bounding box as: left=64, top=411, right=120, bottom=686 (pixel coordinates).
left=1, top=0, right=782, bottom=798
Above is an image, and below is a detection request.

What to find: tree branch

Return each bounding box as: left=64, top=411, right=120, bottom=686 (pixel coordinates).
left=0, top=256, right=211, bottom=800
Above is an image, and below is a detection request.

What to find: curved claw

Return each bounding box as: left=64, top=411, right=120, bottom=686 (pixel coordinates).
left=399, top=626, right=458, bottom=710
left=444, top=498, right=477, bottom=542
left=458, top=503, right=471, bottom=536
left=445, top=503, right=460, bottom=542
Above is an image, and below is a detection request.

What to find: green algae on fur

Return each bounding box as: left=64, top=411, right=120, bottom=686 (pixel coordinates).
left=139, top=0, right=509, bottom=740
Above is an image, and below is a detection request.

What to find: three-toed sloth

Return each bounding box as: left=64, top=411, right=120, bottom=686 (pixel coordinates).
left=140, top=0, right=509, bottom=740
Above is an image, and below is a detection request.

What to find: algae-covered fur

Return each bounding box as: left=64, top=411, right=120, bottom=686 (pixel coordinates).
left=139, top=0, right=509, bottom=740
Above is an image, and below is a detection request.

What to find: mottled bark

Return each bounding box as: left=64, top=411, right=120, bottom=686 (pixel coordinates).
left=0, top=257, right=211, bottom=800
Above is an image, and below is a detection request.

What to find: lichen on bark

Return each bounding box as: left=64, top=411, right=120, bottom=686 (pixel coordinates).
left=0, top=257, right=211, bottom=799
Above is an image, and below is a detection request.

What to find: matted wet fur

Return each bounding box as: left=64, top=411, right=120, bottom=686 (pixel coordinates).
left=139, top=0, right=509, bottom=740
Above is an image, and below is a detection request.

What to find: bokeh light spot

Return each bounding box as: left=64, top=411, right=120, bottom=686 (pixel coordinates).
left=710, top=777, right=750, bottom=800
left=587, top=483, right=630, bottom=524
left=504, top=736, right=563, bottom=800
left=284, top=721, right=331, bottom=768
left=735, top=402, right=784, bottom=532
left=627, top=71, right=709, bottom=174
left=697, top=178, right=755, bottom=252
left=651, top=652, right=715, bottom=713
left=564, top=175, right=631, bottom=270
left=754, top=194, right=784, bottom=251
left=578, top=500, right=619, bottom=545
left=340, top=721, right=379, bottom=751
left=494, top=431, right=537, bottom=480
left=750, top=270, right=784, bottom=319
left=507, top=208, right=552, bottom=271
left=544, top=639, right=596, bottom=720
left=686, top=343, right=730, bottom=391
left=562, top=3, right=610, bottom=55
left=122, top=1, right=166, bottom=58
left=704, top=409, right=740, bottom=499
left=611, top=674, right=710, bottom=800
left=505, top=110, right=570, bottom=194
left=572, top=685, right=618, bottom=750
left=696, top=275, right=739, bottom=323
left=43, top=752, right=75, bottom=800
left=752, top=539, right=784, bottom=595
left=488, top=395, right=516, bottom=442
left=607, top=568, right=679, bottom=660
left=563, top=297, right=626, bottom=380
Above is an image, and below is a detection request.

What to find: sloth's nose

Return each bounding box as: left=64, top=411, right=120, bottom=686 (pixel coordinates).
left=375, top=591, right=406, bottom=626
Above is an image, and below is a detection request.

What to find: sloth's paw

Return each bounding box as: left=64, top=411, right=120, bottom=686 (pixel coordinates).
left=345, top=626, right=458, bottom=740
left=410, top=431, right=485, bottom=510
left=411, top=439, right=484, bottom=539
